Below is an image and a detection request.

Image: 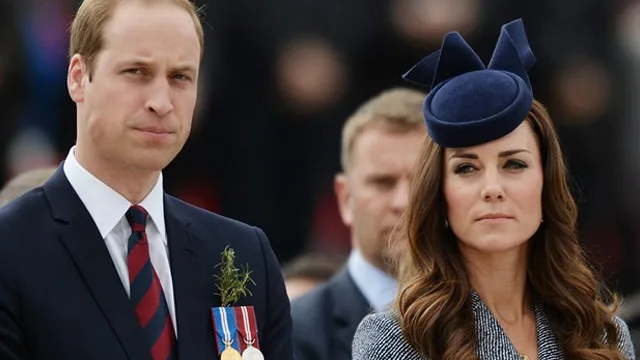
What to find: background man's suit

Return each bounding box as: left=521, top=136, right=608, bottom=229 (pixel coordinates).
left=0, top=166, right=293, bottom=359
left=291, top=268, right=371, bottom=360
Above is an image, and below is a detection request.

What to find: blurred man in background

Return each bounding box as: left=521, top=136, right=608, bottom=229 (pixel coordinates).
left=291, top=88, right=426, bottom=360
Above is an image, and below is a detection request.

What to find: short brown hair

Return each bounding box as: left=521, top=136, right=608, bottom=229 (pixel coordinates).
left=69, top=0, right=205, bottom=79
left=340, top=88, right=426, bottom=172
left=282, top=253, right=344, bottom=282
left=0, top=167, right=57, bottom=207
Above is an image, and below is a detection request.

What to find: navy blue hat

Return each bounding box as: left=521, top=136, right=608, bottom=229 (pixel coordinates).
left=403, top=19, right=536, bottom=148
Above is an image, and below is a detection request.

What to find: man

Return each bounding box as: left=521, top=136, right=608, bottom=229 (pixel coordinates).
left=0, top=0, right=293, bottom=359
left=282, top=252, right=344, bottom=300
left=0, top=167, right=57, bottom=207
left=291, top=88, right=426, bottom=360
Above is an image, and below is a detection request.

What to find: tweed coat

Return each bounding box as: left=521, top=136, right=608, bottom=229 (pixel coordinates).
left=352, top=292, right=635, bottom=360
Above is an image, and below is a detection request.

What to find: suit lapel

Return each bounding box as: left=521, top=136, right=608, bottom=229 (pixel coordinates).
left=44, top=167, right=150, bottom=360
left=329, top=269, right=373, bottom=357
left=165, top=196, right=218, bottom=359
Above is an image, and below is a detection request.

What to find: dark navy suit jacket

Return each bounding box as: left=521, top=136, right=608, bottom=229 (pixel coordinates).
left=0, top=166, right=294, bottom=360
left=291, top=269, right=371, bottom=360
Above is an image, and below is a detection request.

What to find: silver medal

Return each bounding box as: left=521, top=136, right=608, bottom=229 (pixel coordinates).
left=241, top=345, right=265, bottom=360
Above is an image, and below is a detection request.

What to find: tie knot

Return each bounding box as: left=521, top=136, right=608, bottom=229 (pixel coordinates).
left=126, top=205, right=148, bottom=233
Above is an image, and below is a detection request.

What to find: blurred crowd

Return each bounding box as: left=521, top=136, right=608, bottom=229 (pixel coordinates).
left=0, top=0, right=639, bottom=301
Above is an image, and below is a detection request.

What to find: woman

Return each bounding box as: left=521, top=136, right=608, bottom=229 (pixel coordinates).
left=352, top=19, right=635, bottom=360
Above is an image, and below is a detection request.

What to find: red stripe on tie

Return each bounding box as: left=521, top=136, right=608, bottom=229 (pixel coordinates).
left=135, top=279, right=161, bottom=327
left=128, top=242, right=148, bottom=282
left=151, top=315, right=175, bottom=360
left=126, top=206, right=175, bottom=359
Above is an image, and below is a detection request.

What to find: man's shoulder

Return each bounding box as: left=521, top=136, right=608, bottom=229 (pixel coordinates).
left=291, top=280, right=333, bottom=321
left=294, top=268, right=369, bottom=312
left=166, top=195, right=260, bottom=236
left=0, top=187, right=50, bottom=261
left=0, top=187, right=48, bottom=227
left=290, top=279, right=337, bottom=357
left=165, top=196, right=272, bottom=268
left=290, top=270, right=357, bottom=326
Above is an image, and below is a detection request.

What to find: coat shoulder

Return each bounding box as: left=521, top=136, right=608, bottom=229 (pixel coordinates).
left=613, top=316, right=636, bottom=359
left=352, top=311, right=424, bottom=360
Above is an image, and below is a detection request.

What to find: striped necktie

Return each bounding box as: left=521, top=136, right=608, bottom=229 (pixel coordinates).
left=126, top=205, right=176, bottom=359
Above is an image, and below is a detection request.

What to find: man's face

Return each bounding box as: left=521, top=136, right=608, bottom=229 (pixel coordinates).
left=336, top=127, right=424, bottom=274
left=68, top=1, right=201, bottom=173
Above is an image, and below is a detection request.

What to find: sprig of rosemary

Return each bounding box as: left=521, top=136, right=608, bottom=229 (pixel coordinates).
left=214, top=246, right=256, bottom=307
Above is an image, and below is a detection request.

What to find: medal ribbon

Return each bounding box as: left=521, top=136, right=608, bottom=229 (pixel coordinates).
left=234, top=306, right=260, bottom=351
left=212, top=307, right=241, bottom=354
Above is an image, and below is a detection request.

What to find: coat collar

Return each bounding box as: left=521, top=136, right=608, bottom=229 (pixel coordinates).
left=471, top=291, right=563, bottom=359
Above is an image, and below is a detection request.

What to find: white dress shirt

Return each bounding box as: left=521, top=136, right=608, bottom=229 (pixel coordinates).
left=63, top=147, right=178, bottom=336
left=347, top=249, right=398, bottom=312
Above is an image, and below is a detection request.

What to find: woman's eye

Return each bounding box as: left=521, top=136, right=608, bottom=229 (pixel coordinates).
left=454, top=164, right=476, bottom=174
left=505, top=159, right=528, bottom=170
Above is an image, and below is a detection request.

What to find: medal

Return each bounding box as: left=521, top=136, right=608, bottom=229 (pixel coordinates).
left=242, top=344, right=265, bottom=360
left=212, top=307, right=242, bottom=358
left=221, top=340, right=243, bottom=360
left=235, top=306, right=265, bottom=360
left=220, top=343, right=242, bottom=360
left=213, top=305, right=263, bottom=359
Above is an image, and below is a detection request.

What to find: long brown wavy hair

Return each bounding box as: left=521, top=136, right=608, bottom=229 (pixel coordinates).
left=395, top=99, right=624, bottom=359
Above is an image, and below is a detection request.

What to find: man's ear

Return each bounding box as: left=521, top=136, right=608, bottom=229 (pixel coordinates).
left=334, top=173, right=353, bottom=226
left=67, top=54, right=88, bottom=103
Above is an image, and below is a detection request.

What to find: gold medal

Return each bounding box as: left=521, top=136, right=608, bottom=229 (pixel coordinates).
left=221, top=341, right=243, bottom=360
left=242, top=344, right=265, bottom=360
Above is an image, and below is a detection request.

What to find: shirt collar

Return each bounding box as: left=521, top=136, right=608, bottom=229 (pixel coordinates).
left=62, top=146, right=166, bottom=244
left=347, top=249, right=398, bottom=312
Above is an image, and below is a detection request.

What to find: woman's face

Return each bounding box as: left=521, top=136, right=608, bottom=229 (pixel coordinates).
left=443, top=122, right=544, bottom=255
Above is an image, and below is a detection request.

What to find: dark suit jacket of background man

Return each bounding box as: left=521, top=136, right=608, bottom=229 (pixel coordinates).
left=0, top=166, right=294, bottom=360
left=291, top=268, right=371, bottom=360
